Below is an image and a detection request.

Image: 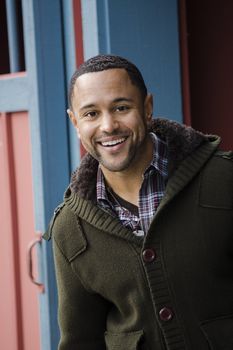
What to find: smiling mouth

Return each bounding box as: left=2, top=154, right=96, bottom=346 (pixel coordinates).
left=99, top=137, right=127, bottom=147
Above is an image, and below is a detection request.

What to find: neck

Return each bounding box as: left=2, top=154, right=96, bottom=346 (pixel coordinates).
left=101, top=136, right=153, bottom=206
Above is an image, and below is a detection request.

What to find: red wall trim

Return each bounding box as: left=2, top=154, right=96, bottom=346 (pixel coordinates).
left=73, top=0, right=84, bottom=67
left=178, top=0, right=192, bottom=126
left=72, top=0, right=86, bottom=157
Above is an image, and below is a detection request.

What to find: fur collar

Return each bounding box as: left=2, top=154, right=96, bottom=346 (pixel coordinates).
left=70, top=118, right=208, bottom=200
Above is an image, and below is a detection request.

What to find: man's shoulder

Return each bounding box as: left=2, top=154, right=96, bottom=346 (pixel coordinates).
left=43, top=202, right=67, bottom=241
left=199, top=149, right=233, bottom=210
left=208, top=149, right=233, bottom=172
left=43, top=201, right=87, bottom=261
left=203, top=148, right=233, bottom=176
left=214, top=149, right=233, bottom=160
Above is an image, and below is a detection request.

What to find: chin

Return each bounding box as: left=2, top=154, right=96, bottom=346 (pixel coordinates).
left=100, top=160, right=132, bottom=172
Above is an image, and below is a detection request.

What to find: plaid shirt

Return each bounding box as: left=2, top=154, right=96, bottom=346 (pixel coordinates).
left=96, top=133, right=168, bottom=236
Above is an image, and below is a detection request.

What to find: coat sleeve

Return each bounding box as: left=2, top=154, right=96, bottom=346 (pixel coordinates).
left=53, top=238, right=110, bottom=350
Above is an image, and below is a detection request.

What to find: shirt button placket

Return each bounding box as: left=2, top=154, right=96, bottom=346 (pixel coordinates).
left=142, top=250, right=174, bottom=321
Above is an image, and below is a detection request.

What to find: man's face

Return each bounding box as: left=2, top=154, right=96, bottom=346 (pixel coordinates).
left=70, top=68, right=153, bottom=172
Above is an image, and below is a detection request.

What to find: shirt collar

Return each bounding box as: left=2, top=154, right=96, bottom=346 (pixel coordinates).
left=147, top=132, right=168, bottom=178
left=96, top=167, right=109, bottom=203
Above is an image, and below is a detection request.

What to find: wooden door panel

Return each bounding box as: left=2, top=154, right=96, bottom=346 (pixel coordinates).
left=0, top=112, right=41, bottom=350
left=182, top=0, right=233, bottom=150
left=0, top=113, right=19, bottom=350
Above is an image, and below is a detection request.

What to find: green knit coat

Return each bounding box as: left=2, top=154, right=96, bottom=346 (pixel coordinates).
left=44, top=119, right=233, bottom=350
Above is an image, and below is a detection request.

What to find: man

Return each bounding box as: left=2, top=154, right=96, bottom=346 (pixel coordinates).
left=44, top=55, right=233, bottom=349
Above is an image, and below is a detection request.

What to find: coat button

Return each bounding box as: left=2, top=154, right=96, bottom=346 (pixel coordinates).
left=159, top=307, right=173, bottom=321
left=142, top=248, right=156, bottom=262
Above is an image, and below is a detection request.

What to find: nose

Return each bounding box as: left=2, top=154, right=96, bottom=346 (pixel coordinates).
left=99, top=112, right=119, bottom=133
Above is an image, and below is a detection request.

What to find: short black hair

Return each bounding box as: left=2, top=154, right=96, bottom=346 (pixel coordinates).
left=68, top=54, right=147, bottom=109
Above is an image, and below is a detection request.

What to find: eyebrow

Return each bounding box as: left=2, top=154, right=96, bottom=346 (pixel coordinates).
left=79, top=97, right=134, bottom=112
left=112, top=97, right=134, bottom=103
left=79, top=103, right=96, bottom=112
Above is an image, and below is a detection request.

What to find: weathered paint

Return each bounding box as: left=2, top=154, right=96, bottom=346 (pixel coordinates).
left=5, top=0, right=22, bottom=72
left=80, top=0, right=183, bottom=122
left=0, top=72, right=28, bottom=112
left=178, top=0, right=192, bottom=126
left=185, top=0, right=233, bottom=150
left=21, top=0, right=70, bottom=348
left=62, top=0, right=83, bottom=170
left=0, top=112, right=41, bottom=350
left=81, top=0, right=99, bottom=59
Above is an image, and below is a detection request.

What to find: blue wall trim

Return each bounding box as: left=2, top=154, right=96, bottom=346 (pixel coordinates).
left=0, top=75, right=28, bottom=111
left=6, top=0, right=21, bottom=72
left=62, top=0, right=80, bottom=171
left=81, top=0, right=99, bottom=59
left=96, top=0, right=111, bottom=53
left=95, top=0, right=183, bottom=122
left=22, top=0, right=70, bottom=348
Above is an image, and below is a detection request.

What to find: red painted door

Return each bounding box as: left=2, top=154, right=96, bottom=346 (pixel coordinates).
left=180, top=0, right=233, bottom=150
left=0, top=112, right=41, bottom=350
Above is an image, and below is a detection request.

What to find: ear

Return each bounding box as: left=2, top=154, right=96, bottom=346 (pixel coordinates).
left=67, top=109, right=77, bottom=126
left=144, top=94, right=153, bottom=125
left=67, top=109, right=80, bottom=138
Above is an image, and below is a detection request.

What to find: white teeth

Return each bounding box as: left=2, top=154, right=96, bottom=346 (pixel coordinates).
left=101, top=138, right=126, bottom=146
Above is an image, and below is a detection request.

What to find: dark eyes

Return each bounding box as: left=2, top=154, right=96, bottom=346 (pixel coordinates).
left=114, top=105, right=131, bottom=113
left=83, top=111, right=97, bottom=118
left=82, top=105, right=130, bottom=119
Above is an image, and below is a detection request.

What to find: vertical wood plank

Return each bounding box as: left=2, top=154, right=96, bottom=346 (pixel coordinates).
left=5, top=0, right=21, bottom=72
left=178, top=0, right=192, bottom=125
left=73, top=0, right=84, bottom=67
left=94, top=0, right=183, bottom=122
left=185, top=0, right=233, bottom=149
left=0, top=113, right=23, bottom=350
left=10, top=111, right=41, bottom=350
left=21, top=1, right=70, bottom=348
left=72, top=0, right=86, bottom=158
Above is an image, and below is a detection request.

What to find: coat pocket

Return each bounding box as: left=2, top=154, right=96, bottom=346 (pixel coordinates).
left=105, top=329, right=144, bottom=350
left=200, top=314, right=233, bottom=349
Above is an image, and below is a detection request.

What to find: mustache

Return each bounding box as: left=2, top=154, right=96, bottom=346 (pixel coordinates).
left=95, top=130, right=130, bottom=138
